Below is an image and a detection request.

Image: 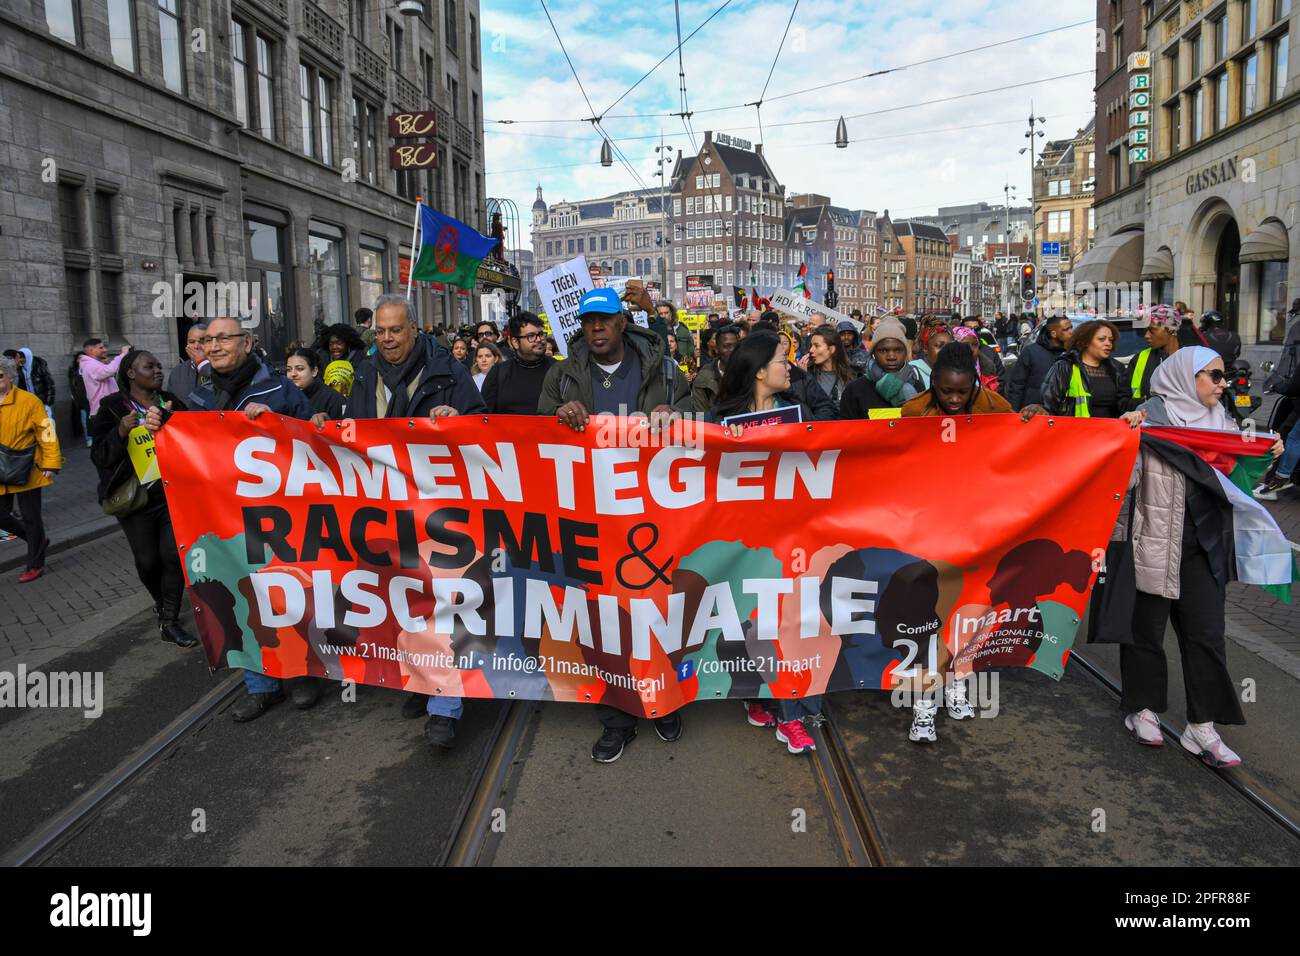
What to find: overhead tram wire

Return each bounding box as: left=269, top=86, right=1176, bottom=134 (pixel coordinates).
left=673, top=0, right=698, bottom=151
left=487, top=17, right=1094, bottom=125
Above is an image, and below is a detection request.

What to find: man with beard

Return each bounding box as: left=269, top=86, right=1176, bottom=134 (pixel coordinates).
left=328, top=293, right=485, bottom=750
left=481, top=312, right=550, bottom=413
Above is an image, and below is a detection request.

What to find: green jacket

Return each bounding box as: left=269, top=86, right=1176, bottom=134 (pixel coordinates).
left=690, top=360, right=723, bottom=413
left=674, top=320, right=696, bottom=359
left=539, top=322, right=693, bottom=415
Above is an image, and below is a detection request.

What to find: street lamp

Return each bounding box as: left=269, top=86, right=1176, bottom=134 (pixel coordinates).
left=396, top=1, right=425, bottom=15
left=835, top=116, right=848, bottom=148
left=653, top=137, right=678, bottom=299
left=600, top=139, right=613, bottom=167
left=1020, top=105, right=1046, bottom=294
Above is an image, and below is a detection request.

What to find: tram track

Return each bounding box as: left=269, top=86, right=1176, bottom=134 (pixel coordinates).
left=1070, top=648, right=1300, bottom=843
left=813, top=703, right=892, bottom=866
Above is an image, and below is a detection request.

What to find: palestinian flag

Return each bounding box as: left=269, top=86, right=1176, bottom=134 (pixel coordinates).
left=733, top=286, right=747, bottom=309
left=410, top=204, right=498, bottom=290
left=793, top=262, right=811, bottom=299
left=1144, top=426, right=1298, bottom=603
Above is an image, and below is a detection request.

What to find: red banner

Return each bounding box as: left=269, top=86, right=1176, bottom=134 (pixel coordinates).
left=156, top=414, right=1138, bottom=716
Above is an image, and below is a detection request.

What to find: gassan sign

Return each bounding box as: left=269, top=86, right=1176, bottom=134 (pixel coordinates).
left=1186, top=156, right=1240, bottom=195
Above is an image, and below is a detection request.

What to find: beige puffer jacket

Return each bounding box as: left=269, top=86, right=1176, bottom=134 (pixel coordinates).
left=1114, top=445, right=1186, bottom=599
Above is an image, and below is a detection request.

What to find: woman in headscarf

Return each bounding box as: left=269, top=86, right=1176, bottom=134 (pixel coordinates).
left=323, top=359, right=354, bottom=398
left=1117, top=346, right=1284, bottom=766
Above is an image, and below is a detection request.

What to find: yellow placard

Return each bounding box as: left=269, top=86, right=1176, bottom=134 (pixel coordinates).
left=128, top=425, right=160, bottom=484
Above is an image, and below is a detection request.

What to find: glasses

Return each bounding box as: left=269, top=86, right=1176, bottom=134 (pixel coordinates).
left=1197, top=369, right=1226, bottom=383
left=478, top=329, right=498, bottom=338
left=200, top=333, right=248, bottom=346
left=515, top=332, right=546, bottom=342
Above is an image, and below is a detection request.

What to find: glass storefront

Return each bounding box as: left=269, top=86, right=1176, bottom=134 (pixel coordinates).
left=245, top=216, right=289, bottom=362
left=1257, top=259, right=1289, bottom=344
left=308, top=222, right=347, bottom=331
left=359, top=235, right=387, bottom=313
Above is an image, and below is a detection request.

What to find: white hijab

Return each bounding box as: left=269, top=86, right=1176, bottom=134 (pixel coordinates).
left=1148, top=345, right=1233, bottom=431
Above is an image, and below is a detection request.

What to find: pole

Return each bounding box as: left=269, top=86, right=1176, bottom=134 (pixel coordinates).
left=407, top=196, right=422, bottom=301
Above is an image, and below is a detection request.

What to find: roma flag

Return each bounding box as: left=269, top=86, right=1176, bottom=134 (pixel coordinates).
left=410, top=204, right=498, bottom=290
left=1144, top=425, right=1298, bottom=602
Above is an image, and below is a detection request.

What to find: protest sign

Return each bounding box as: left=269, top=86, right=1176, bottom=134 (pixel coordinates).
left=534, top=256, right=594, bottom=356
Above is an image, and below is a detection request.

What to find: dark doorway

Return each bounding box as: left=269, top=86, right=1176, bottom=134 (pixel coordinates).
left=1214, top=218, right=1240, bottom=331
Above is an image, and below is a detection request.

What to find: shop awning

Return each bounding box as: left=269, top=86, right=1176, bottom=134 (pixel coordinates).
left=1141, top=247, right=1174, bottom=280
left=1239, top=219, right=1290, bottom=263
left=1073, top=230, right=1144, bottom=285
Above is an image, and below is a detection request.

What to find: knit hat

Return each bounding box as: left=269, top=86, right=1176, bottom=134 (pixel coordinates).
left=1145, top=304, right=1183, bottom=332
left=872, top=316, right=909, bottom=351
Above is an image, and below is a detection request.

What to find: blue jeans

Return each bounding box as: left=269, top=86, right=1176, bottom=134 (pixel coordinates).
left=243, top=670, right=281, bottom=694
left=426, top=694, right=464, bottom=719
left=1277, top=417, right=1300, bottom=478
left=778, top=695, right=823, bottom=722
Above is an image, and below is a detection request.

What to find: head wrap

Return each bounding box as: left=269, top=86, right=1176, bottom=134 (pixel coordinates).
left=324, top=359, right=354, bottom=397
left=1145, top=304, right=1183, bottom=333
left=951, top=326, right=978, bottom=343
left=1148, top=345, right=1232, bottom=431
left=919, top=324, right=950, bottom=350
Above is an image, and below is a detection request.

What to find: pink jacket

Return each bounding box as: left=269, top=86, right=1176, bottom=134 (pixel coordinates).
left=79, top=352, right=125, bottom=416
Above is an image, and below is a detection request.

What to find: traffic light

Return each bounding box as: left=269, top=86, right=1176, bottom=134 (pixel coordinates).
left=825, top=270, right=837, bottom=308
left=1019, top=263, right=1036, bottom=302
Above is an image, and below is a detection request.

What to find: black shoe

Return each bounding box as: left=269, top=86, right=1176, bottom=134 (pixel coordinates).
left=424, top=715, right=457, bottom=749
left=401, top=692, right=429, bottom=719
left=653, top=712, right=683, bottom=742
left=286, top=676, right=320, bottom=710
left=592, top=725, right=636, bottom=763
left=159, top=622, right=198, bottom=648
left=231, top=689, right=285, bottom=723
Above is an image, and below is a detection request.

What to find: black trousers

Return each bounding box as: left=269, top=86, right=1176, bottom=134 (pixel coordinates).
left=594, top=704, right=638, bottom=730
left=0, top=487, right=48, bottom=571
left=117, top=503, right=185, bottom=622
left=1120, top=548, right=1244, bottom=725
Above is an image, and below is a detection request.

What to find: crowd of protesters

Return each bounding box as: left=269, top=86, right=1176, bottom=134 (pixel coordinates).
left=2, top=293, right=1293, bottom=771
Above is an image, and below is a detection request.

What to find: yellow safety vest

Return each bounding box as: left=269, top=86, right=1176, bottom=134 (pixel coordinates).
left=1066, top=364, right=1092, bottom=418
left=1130, top=348, right=1153, bottom=400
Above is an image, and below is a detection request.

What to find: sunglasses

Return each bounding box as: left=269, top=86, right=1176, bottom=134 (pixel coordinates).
left=1197, top=369, right=1226, bottom=384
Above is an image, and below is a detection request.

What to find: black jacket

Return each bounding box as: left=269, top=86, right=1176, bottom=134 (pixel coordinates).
left=786, top=365, right=840, bottom=420
left=19, top=354, right=56, bottom=406
left=482, top=356, right=551, bottom=414
left=89, top=391, right=187, bottom=502
left=1201, top=326, right=1242, bottom=365
left=303, top=379, right=347, bottom=420
left=348, top=334, right=486, bottom=419
left=1003, top=325, right=1065, bottom=410
left=838, top=377, right=893, bottom=419
left=1039, top=350, right=1131, bottom=417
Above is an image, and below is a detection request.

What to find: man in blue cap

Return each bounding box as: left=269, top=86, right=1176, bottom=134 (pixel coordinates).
left=538, top=286, right=693, bottom=762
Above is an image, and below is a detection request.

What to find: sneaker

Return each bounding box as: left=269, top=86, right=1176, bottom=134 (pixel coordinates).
left=400, top=691, right=429, bottom=718
left=1124, top=709, right=1164, bottom=746
left=231, top=689, right=285, bottom=722
left=424, top=715, right=457, bottom=750
left=775, top=719, right=816, bottom=754
left=944, top=680, right=976, bottom=720
left=1180, top=722, right=1242, bottom=768
left=745, top=702, right=776, bottom=727
left=592, top=726, right=636, bottom=763
left=286, top=676, right=320, bottom=710
left=1253, top=471, right=1294, bottom=501
left=909, top=700, right=938, bottom=743
left=18, top=567, right=45, bottom=584
left=653, top=712, right=682, bottom=742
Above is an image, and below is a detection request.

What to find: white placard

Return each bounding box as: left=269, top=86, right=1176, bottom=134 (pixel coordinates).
left=599, top=276, right=648, bottom=326
left=534, top=255, right=594, bottom=357
left=768, top=288, right=863, bottom=332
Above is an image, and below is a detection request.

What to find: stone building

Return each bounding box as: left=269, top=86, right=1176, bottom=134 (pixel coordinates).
left=1082, top=0, right=1296, bottom=359
left=1033, top=118, right=1097, bottom=278
left=893, top=219, right=954, bottom=314
left=529, top=185, right=667, bottom=290
left=1, top=0, right=486, bottom=420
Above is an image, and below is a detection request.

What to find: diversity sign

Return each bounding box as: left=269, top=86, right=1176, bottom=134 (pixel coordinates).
left=157, top=414, right=1138, bottom=717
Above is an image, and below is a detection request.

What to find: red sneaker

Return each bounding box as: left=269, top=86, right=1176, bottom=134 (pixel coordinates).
left=18, top=567, right=45, bottom=584
left=745, top=702, right=776, bottom=727
left=775, top=719, right=816, bottom=754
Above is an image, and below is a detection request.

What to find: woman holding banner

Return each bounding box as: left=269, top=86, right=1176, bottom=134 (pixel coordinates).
left=1104, top=347, right=1285, bottom=768
left=89, top=350, right=196, bottom=648
left=708, top=331, right=820, bottom=754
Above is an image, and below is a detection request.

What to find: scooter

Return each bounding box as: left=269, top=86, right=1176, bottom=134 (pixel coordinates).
left=1223, top=359, right=1261, bottom=423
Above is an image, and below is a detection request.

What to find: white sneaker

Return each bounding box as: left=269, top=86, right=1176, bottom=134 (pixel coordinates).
left=1124, top=709, right=1164, bottom=746
left=1180, top=722, right=1242, bottom=768
left=909, top=699, right=937, bottom=743
left=944, top=680, right=976, bottom=720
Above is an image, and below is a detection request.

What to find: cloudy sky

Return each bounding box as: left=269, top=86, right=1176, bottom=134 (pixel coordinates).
left=480, top=0, right=1098, bottom=247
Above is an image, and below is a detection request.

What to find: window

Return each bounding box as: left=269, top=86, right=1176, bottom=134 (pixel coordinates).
left=158, top=0, right=185, bottom=93
left=95, top=191, right=116, bottom=253
left=66, top=269, right=89, bottom=335
left=1215, top=70, right=1229, bottom=129
left=422, top=51, right=436, bottom=98
left=350, top=0, right=367, bottom=41
left=99, top=271, right=123, bottom=338
left=308, top=225, right=347, bottom=328
left=1276, top=33, right=1290, bottom=101
left=1280, top=0, right=1293, bottom=20
left=1089, top=208, right=1096, bottom=232
left=470, top=14, right=479, bottom=70
left=45, top=0, right=79, bottom=45
left=318, top=74, right=334, bottom=165
left=59, top=182, right=83, bottom=249
left=1166, top=49, right=1179, bottom=96
left=448, top=75, right=460, bottom=120
left=1257, top=259, right=1289, bottom=342
left=1113, top=26, right=1124, bottom=69
left=255, top=37, right=274, bottom=138
left=300, top=64, right=334, bottom=163
left=446, top=0, right=458, bottom=53
left=1214, top=15, right=1228, bottom=62
left=1169, top=97, right=1182, bottom=152
left=1193, top=86, right=1205, bottom=140
left=1191, top=30, right=1203, bottom=76
left=231, top=21, right=250, bottom=127
left=1047, top=211, right=1071, bottom=233
left=1245, top=0, right=1258, bottom=40
left=107, top=0, right=135, bottom=70
left=1242, top=52, right=1259, bottom=116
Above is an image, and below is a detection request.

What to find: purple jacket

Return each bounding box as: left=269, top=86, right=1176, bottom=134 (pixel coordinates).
left=79, top=352, right=125, bottom=416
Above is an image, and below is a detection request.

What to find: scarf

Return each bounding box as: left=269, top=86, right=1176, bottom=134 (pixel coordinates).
left=209, top=356, right=261, bottom=411
left=1148, top=346, right=1233, bottom=431
left=377, top=339, right=427, bottom=418
left=866, top=357, right=922, bottom=407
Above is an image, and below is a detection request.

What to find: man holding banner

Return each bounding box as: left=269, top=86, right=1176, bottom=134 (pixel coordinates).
left=540, top=287, right=693, bottom=762
left=339, top=293, right=485, bottom=749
